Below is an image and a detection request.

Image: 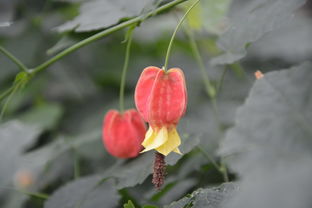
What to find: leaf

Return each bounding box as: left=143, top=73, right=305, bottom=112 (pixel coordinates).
left=104, top=133, right=199, bottom=190
left=219, top=62, right=312, bottom=208
left=57, top=0, right=156, bottom=32
left=18, top=103, right=64, bottom=130
left=124, top=200, right=136, bottom=208
left=0, top=121, right=41, bottom=193
left=211, top=0, right=306, bottom=65
left=44, top=175, right=120, bottom=208
left=186, top=0, right=231, bottom=34
left=165, top=183, right=237, bottom=208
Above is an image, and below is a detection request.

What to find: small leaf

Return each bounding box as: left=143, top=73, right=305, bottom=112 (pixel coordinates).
left=124, top=200, right=135, bottom=208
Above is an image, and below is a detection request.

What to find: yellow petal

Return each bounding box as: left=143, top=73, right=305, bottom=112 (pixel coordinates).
left=141, top=126, right=168, bottom=153
left=155, top=127, right=181, bottom=156
left=173, top=147, right=182, bottom=154
left=142, top=126, right=154, bottom=147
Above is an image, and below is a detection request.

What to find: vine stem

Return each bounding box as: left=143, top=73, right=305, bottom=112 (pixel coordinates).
left=29, top=0, right=188, bottom=75
left=119, top=25, right=135, bottom=113
left=185, top=26, right=229, bottom=182
left=163, top=0, right=201, bottom=71
left=0, top=46, right=29, bottom=73
left=184, top=26, right=215, bottom=99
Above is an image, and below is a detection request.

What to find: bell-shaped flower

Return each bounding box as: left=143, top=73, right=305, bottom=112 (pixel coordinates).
left=135, top=66, right=187, bottom=156
left=102, top=109, right=146, bottom=158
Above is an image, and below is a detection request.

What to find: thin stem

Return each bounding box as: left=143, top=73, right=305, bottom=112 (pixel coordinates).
left=198, top=147, right=229, bottom=182
left=4, top=187, right=49, bottom=200
left=30, top=0, right=187, bottom=75
left=0, top=82, right=21, bottom=120
left=185, top=26, right=215, bottom=99
left=0, top=86, right=14, bottom=102
left=220, top=158, right=229, bottom=182
left=119, top=25, right=135, bottom=113
left=217, top=67, right=228, bottom=93
left=163, top=0, right=201, bottom=70
left=0, top=46, right=29, bottom=73
left=197, top=147, right=221, bottom=172
left=19, top=190, right=49, bottom=200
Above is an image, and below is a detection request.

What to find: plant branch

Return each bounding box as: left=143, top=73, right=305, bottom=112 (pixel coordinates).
left=184, top=26, right=215, bottom=99
left=163, top=0, right=201, bottom=70
left=30, top=0, right=188, bottom=75
left=119, top=24, right=136, bottom=113
left=0, top=46, right=29, bottom=73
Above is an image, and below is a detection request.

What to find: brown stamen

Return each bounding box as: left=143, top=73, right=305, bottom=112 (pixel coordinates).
left=152, top=152, right=166, bottom=189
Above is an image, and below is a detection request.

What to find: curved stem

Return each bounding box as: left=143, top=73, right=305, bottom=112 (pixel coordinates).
left=119, top=25, right=135, bottom=113
left=0, top=46, right=29, bottom=73
left=30, top=0, right=187, bottom=75
left=163, top=0, right=201, bottom=71
left=0, top=81, right=22, bottom=120
left=185, top=26, right=215, bottom=99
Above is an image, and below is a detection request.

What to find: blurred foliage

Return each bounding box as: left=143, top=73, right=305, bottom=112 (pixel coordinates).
left=0, top=0, right=311, bottom=208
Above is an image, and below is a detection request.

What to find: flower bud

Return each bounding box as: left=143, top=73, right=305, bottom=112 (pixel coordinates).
left=135, top=66, right=187, bottom=156
left=102, top=109, right=146, bottom=158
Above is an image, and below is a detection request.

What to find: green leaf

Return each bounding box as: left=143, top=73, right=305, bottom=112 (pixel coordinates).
left=44, top=175, right=120, bottom=208
left=186, top=0, right=231, bottom=34
left=211, top=0, right=306, bottom=65
left=219, top=62, right=312, bottom=208
left=124, top=200, right=135, bottom=208
left=57, top=0, right=156, bottom=32
left=103, top=134, right=199, bottom=190
left=18, top=103, right=64, bottom=130
left=165, top=183, right=237, bottom=208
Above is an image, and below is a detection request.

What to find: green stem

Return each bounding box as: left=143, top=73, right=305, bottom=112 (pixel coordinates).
left=217, top=67, right=228, bottom=94
left=220, top=158, right=229, bottom=182
left=185, top=26, right=215, bottom=99
left=19, top=190, right=49, bottom=200
left=30, top=0, right=187, bottom=75
left=119, top=25, right=135, bottom=113
left=0, top=81, right=21, bottom=120
left=163, top=0, right=201, bottom=71
left=0, top=46, right=29, bottom=73
left=0, top=86, right=14, bottom=102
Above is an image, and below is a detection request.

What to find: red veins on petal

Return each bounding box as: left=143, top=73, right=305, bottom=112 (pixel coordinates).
left=102, top=109, right=146, bottom=158
left=135, top=66, right=187, bottom=127
left=134, top=67, right=159, bottom=122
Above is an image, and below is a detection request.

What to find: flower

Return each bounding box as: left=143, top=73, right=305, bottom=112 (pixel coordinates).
left=135, top=66, right=187, bottom=156
left=102, top=109, right=146, bottom=158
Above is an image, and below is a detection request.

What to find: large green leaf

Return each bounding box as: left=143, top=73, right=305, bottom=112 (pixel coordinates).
left=57, top=0, right=156, bottom=32
left=165, top=183, right=236, bottom=208
left=219, top=62, right=312, bottom=208
left=44, top=175, right=120, bottom=208
left=211, top=0, right=306, bottom=65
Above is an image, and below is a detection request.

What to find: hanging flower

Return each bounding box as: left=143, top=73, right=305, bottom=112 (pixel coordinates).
left=102, top=109, right=146, bottom=158
left=135, top=66, right=187, bottom=156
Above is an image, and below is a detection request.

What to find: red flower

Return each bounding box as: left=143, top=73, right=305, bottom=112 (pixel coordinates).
left=102, top=109, right=146, bottom=158
left=135, top=66, right=187, bottom=156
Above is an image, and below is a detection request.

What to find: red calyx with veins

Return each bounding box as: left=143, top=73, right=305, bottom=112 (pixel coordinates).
left=135, top=66, right=187, bottom=156
left=102, top=109, right=146, bottom=158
